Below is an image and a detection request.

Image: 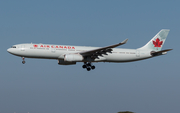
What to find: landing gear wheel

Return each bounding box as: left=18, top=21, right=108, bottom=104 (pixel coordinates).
left=91, top=65, right=95, bottom=70
left=82, top=65, right=87, bottom=69
left=22, top=57, right=25, bottom=64
left=82, top=62, right=95, bottom=71
left=87, top=67, right=91, bottom=71
left=22, top=61, right=25, bottom=64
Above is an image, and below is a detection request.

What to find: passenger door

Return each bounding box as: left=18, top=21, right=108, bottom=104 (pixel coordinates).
left=136, top=50, right=140, bottom=57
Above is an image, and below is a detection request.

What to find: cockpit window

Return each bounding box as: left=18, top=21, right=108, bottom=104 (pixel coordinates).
left=11, top=46, right=16, bottom=48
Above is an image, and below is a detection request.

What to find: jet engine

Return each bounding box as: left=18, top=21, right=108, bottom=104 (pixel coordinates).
left=64, top=54, right=84, bottom=62
left=58, top=60, right=76, bottom=65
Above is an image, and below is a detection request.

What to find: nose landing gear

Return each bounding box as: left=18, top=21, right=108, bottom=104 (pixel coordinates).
left=82, top=62, right=95, bottom=71
left=22, top=57, right=25, bottom=64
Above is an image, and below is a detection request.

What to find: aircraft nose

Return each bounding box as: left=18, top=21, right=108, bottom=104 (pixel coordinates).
left=7, top=48, right=12, bottom=53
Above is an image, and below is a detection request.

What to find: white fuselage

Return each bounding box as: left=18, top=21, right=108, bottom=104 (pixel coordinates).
left=7, top=43, right=152, bottom=63
left=6, top=29, right=171, bottom=71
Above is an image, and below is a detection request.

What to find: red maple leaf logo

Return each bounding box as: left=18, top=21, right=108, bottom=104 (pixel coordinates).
left=153, top=38, right=163, bottom=47
left=33, top=45, right=38, bottom=47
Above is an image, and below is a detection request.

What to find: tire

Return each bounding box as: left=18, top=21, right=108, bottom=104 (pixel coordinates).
left=91, top=66, right=95, bottom=70
left=87, top=67, right=91, bottom=71
left=82, top=65, right=87, bottom=68
left=22, top=61, right=25, bottom=64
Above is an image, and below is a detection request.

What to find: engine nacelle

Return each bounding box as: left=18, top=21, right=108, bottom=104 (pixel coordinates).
left=64, top=54, right=84, bottom=62
left=58, top=60, right=76, bottom=65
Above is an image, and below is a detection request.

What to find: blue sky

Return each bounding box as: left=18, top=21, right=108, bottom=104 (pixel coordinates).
left=0, top=1, right=179, bottom=113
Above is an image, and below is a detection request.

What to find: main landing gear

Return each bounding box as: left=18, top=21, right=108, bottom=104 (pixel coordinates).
left=82, top=62, right=95, bottom=71
left=22, top=57, right=25, bottom=64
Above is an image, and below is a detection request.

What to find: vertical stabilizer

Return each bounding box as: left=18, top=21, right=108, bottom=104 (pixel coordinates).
left=138, top=29, right=170, bottom=51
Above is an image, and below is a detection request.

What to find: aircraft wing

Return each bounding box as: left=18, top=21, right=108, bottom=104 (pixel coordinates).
left=79, top=39, right=128, bottom=58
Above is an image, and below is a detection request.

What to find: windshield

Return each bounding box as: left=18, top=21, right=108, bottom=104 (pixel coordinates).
left=11, top=46, right=16, bottom=48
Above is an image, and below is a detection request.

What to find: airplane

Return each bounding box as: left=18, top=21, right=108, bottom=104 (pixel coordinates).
left=7, top=29, right=172, bottom=71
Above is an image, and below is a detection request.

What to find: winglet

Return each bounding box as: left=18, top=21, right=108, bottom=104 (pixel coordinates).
left=121, top=38, right=128, bottom=44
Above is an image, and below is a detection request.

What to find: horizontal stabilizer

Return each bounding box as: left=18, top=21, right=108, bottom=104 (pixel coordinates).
left=151, top=49, right=173, bottom=56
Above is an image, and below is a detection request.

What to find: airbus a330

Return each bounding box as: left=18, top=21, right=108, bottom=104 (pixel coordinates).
left=7, top=29, right=172, bottom=71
